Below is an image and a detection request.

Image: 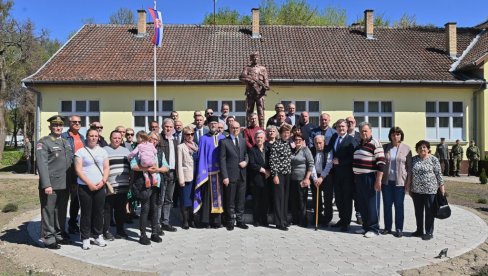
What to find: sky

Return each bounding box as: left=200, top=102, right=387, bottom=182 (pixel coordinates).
left=9, top=0, right=488, bottom=43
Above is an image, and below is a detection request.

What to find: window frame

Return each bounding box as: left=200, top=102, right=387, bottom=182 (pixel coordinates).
left=425, top=101, right=464, bottom=141
left=206, top=99, right=247, bottom=126
left=280, top=100, right=320, bottom=126
left=59, top=100, right=100, bottom=133
left=132, top=99, right=174, bottom=132
left=353, top=100, right=393, bottom=142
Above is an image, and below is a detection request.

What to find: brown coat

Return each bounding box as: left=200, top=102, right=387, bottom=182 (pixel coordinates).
left=381, top=143, right=412, bottom=187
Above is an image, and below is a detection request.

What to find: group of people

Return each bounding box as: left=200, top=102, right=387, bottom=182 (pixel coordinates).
left=36, top=103, right=448, bottom=251
left=435, top=138, right=480, bottom=177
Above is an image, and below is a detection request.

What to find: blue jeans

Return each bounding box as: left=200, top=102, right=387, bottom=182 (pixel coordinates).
left=381, top=181, right=405, bottom=231
left=355, top=173, right=381, bottom=233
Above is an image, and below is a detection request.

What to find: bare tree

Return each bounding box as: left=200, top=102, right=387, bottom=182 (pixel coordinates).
left=109, top=8, right=135, bottom=25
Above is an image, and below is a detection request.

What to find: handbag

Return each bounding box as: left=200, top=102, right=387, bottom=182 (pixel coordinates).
left=434, top=189, right=451, bottom=219
left=84, top=146, right=114, bottom=195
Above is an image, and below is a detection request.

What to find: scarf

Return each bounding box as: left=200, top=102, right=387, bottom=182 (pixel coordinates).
left=185, top=141, right=198, bottom=154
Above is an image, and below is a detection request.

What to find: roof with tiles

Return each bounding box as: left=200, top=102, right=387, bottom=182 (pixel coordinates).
left=23, top=24, right=485, bottom=84
left=456, top=30, right=488, bottom=70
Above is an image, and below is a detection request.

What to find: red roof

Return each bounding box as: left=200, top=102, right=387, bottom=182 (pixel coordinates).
left=23, top=24, right=485, bottom=85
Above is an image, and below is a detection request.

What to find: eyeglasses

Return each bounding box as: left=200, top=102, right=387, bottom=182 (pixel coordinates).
left=150, top=126, right=158, bottom=129
left=185, top=133, right=195, bottom=136
left=70, top=121, right=81, bottom=124
left=231, top=127, right=240, bottom=130
left=51, top=124, right=63, bottom=127
left=126, top=133, right=134, bottom=136
left=96, top=126, right=103, bottom=129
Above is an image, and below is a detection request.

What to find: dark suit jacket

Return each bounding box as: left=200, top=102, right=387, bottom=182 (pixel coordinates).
left=194, top=126, right=209, bottom=145
left=326, top=133, right=356, bottom=182
left=219, top=135, right=248, bottom=182
left=248, top=145, right=270, bottom=188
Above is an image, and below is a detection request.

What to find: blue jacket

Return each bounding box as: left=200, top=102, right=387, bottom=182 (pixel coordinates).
left=61, top=131, right=86, bottom=153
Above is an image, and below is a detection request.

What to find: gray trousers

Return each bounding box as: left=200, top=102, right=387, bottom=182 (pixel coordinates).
left=39, top=188, right=69, bottom=245
left=160, top=170, right=176, bottom=225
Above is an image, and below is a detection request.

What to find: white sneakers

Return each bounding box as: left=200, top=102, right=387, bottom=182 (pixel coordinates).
left=83, top=236, right=107, bottom=250
left=93, top=236, right=107, bottom=247
left=364, top=231, right=379, bottom=238
left=82, top=239, right=91, bottom=250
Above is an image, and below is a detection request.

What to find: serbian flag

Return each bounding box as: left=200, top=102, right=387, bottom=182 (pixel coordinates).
left=148, top=8, right=163, bottom=47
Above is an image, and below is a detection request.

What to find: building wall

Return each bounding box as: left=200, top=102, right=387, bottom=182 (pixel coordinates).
left=37, top=84, right=476, bottom=152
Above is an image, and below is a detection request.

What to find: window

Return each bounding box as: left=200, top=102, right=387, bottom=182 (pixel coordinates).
left=60, top=100, right=100, bottom=134
left=132, top=99, right=174, bottom=132
left=425, top=101, right=463, bottom=141
left=206, top=100, right=246, bottom=125
left=281, top=100, right=320, bottom=126
left=353, top=101, right=393, bottom=141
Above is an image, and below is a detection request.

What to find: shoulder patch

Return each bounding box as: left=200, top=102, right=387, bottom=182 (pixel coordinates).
left=37, top=143, right=44, bottom=150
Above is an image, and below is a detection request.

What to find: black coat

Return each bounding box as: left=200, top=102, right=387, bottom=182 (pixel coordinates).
left=219, top=136, right=248, bottom=182
left=248, top=145, right=270, bottom=188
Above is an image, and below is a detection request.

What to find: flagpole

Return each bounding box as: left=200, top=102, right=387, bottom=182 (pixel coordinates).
left=153, top=0, right=157, bottom=121
left=213, top=0, right=216, bottom=25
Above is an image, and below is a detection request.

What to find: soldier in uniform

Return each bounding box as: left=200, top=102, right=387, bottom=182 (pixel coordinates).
left=239, top=51, right=270, bottom=128
left=466, top=140, right=480, bottom=176
left=451, top=139, right=463, bottom=177
left=37, top=115, right=73, bottom=249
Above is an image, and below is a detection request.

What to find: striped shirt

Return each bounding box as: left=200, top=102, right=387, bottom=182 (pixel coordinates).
left=103, top=146, right=131, bottom=193
left=353, top=137, right=385, bottom=174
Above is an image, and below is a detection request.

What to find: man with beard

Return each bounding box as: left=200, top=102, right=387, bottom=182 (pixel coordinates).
left=193, top=116, right=226, bottom=228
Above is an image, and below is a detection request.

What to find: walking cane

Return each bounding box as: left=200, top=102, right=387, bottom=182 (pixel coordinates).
left=315, top=185, right=319, bottom=231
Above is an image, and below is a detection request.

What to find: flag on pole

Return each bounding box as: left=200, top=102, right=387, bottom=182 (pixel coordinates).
left=148, top=8, right=163, bottom=47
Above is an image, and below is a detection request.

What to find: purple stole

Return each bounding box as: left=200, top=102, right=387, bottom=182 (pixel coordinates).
left=193, top=133, right=225, bottom=214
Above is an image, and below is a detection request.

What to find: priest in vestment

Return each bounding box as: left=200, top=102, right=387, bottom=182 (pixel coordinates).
left=193, top=116, right=226, bottom=228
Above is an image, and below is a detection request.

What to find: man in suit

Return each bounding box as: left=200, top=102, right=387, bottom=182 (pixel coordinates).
left=158, top=118, right=179, bottom=233
left=266, top=103, right=292, bottom=127
left=37, top=115, right=73, bottom=249
left=220, top=121, right=249, bottom=230
left=174, top=120, right=184, bottom=144
left=346, top=115, right=362, bottom=224
left=194, top=114, right=209, bottom=145
left=311, top=135, right=333, bottom=227
left=327, top=119, right=357, bottom=232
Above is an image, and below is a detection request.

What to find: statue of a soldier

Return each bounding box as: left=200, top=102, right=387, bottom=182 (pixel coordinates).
left=239, top=52, right=270, bottom=128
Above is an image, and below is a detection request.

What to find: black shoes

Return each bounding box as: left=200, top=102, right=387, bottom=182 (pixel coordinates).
left=394, top=230, right=403, bottom=238
left=45, top=243, right=61, bottom=250
left=139, top=235, right=151, bottom=245
left=56, top=239, right=70, bottom=245
left=381, top=229, right=393, bottom=235
left=422, top=234, right=433, bottom=240
left=411, top=230, right=423, bottom=237
left=151, top=234, right=162, bottom=243
left=226, top=224, right=234, bottom=231
left=236, top=222, right=249, bottom=229
left=340, top=226, right=350, bottom=232
left=103, top=231, right=115, bottom=241
left=277, top=225, right=288, bottom=231
left=115, top=231, right=129, bottom=239
left=161, top=224, right=177, bottom=232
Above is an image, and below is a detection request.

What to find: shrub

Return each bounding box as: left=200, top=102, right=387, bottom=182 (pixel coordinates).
left=2, top=203, right=18, bottom=213
left=477, top=198, right=487, bottom=204
left=480, top=168, right=488, bottom=184
left=0, top=150, right=23, bottom=166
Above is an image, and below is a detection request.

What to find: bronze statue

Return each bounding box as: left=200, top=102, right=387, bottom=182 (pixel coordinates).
left=239, top=52, right=270, bottom=128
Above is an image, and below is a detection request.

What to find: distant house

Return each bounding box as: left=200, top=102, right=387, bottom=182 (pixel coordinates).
left=22, top=9, right=488, bottom=155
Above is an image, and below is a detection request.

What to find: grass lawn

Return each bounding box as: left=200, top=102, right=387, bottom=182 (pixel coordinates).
left=0, top=178, right=39, bottom=229
left=445, top=180, right=488, bottom=214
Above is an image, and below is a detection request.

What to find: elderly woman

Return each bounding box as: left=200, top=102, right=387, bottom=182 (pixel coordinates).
left=102, top=130, right=131, bottom=240
left=131, top=131, right=169, bottom=245
left=177, top=126, right=198, bottom=229
left=266, top=125, right=278, bottom=144
left=381, top=127, right=412, bottom=238
left=270, top=123, right=293, bottom=231
left=410, top=140, right=445, bottom=241
left=74, top=128, right=109, bottom=250
left=290, top=132, right=314, bottom=227
left=248, top=130, right=271, bottom=227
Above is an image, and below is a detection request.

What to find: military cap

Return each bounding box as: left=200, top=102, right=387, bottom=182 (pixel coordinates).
left=47, top=115, right=64, bottom=124
left=207, top=116, right=219, bottom=124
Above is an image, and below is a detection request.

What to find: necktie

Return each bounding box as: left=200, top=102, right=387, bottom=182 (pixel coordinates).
left=235, top=137, right=239, bottom=147
left=335, top=136, right=342, bottom=151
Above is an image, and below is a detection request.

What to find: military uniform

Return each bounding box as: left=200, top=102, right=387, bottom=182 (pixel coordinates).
left=451, top=143, right=463, bottom=176
left=37, top=116, right=73, bottom=248
left=466, top=144, right=480, bottom=176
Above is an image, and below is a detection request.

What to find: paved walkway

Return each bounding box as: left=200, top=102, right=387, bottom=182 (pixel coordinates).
left=27, top=197, right=487, bottom=276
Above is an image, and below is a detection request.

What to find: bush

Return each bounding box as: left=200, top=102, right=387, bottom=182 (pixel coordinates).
left=0, top=149, right=24, bottom=166
left=477, top=198, right=487, bottom=204
left=479, top=168, right=488, bottom=184
left=2, top=203, right=18, bottom=213
left=474, top=264, right=488, bottom=276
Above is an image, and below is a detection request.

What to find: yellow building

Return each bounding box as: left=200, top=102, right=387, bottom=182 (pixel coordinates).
left=22, top=10, right=488, bottom=158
